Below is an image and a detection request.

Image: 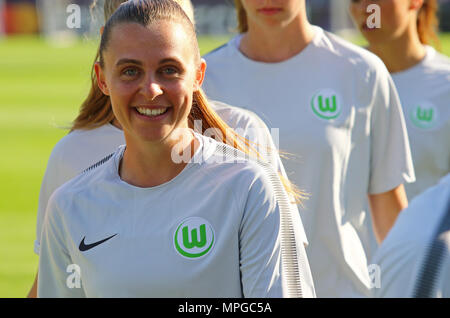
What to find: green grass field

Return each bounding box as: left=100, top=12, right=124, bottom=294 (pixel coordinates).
left=0, top=33, right=449, bottom=298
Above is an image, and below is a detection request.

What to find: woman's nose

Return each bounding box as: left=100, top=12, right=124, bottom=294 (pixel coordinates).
left=142, top=77, right=163, bottom=100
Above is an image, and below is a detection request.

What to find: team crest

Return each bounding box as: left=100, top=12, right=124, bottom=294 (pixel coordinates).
left=310, top=89, right=342, bottom=121
left=174, top=217, right=215, bottom=259
left=410, top=102, right=438, bottom=130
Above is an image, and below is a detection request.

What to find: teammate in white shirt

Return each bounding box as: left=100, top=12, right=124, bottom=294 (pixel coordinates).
left=371, top=173, right=450, bottom=298
left=349, top=0, right=449, bottom=201
left=29, top=0, right=303, bottom=297
left=37, top=0, right=315, bottom=297
left=349, top=0, right=449, bottom=268
left=202, top=0, right=415, bottom=297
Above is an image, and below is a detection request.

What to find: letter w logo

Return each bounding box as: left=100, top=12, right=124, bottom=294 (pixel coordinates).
left=318, top=95, right=337, bottom=113
left=416, top=107, right=433, bottom=122
left=182, top=224, right=207, bottom=249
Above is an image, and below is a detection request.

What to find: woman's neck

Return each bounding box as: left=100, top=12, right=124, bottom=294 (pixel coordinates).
left=119, top=129, right=198, bottom=188
left=239, top=16, right=315, bottom=63
left=368, top=25, right=426, bottom=74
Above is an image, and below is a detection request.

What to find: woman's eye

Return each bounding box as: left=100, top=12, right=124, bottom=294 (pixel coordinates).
left=161, top=66, right=179, bottom=76
left=122, top=68, right=139, bottom=77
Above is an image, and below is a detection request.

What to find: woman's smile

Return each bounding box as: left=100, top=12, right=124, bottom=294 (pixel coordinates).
left=133, top=106, right=172, bottom=121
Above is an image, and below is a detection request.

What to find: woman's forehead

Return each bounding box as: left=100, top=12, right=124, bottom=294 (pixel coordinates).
left=109, top=21, right=189, bottom=46
left=105, top=21, right=195, bottom=64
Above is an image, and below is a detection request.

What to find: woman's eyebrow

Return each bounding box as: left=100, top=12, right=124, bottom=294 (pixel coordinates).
left=158, top=58, right=182, bottom=65
left=116, top=58, right=143, bottom=67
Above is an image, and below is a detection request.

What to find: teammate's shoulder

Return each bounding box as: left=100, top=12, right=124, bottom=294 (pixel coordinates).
left=424, top=46, right=450, bottom=76
left=51, top=148, right=119, bottom=201
left=211, top=100, right=265, bottom=127
left=49, top=125, right=119, bottom=161
left=316, top=26, right=387, bottom=73
left=203, top=37, right=237, bottom=62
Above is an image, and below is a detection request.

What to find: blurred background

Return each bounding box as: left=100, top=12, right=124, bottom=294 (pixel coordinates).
left=0, top=0, right=449, bottom=297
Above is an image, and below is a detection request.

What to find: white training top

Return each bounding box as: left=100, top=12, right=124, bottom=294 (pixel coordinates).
left=38, top=132, right=316, bottom=298
left=371, top=173, right=450, bottom=298
left=203, top=25, right=415, bottom=297
left=391, top=46, right=450, bottom=200
left=34, top=101, right=301, bottom=255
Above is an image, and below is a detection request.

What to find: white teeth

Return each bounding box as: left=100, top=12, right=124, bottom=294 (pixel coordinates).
left=136, top=107, right=168, bottom=117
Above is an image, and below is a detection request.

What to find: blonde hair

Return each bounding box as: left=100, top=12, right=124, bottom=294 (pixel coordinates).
left=417, top=0, right=441, bottom=49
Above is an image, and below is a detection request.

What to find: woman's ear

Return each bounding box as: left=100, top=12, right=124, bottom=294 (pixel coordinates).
left=100, top=26, right=105, bottom=35
left=194, top=58, right=207, bottom=91
left=94, top=62, right=110, bottom=96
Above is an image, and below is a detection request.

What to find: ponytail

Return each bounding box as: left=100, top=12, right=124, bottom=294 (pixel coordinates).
left=417, top=0, right=441, bottom=50
left=70, top=49, right=115, bottom=131
left=191, top=89, right=306, bottom=204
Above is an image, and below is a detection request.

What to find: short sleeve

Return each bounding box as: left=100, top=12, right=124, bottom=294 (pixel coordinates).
left=369, top=70, right=415, bottom=194
left=38, top=193, right=86, bottom=298
left=238, top=166, right=315, bottom=298
left=35, top=145, right=78, bottom=255
left=232, top=109, right=309, bottom=246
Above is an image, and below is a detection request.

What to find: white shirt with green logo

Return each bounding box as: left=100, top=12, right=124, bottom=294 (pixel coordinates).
left=391, top=46, right=450, bottom=200
left=203, top=26, right=415, bottom=297
left=38, top=132, right=315, bottom=298
left=371, top=173, right=450, bottom=297
left=34, top=102, right=305, bottom=256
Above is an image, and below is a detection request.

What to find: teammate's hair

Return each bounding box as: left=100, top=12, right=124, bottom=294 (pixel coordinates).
left=234, top=0, right=248, bottom=33
left=417, top=0, right=441, bottom=49
left=103, top=0, right=128, bottom=21
left=71, top=0, right=195, bottom=131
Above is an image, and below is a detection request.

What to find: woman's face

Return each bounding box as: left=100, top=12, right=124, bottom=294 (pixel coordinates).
left=349, top=0, right=420, bottom=45
left=96, top=21, right=205, bottom=144
left=241, top=0, right=305, bottom=29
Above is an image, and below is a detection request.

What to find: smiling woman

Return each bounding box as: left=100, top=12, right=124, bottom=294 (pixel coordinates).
left=95, top=20, right=202, bottom=182
left=36, top=0, right=315, bottom=298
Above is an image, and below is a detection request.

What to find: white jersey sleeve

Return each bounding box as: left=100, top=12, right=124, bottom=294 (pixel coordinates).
left=368, top=67, right=415, bottom=194
left=237, top=159, right=315, bottom=298
left=34, top=142, right=76, bottom=255
left=38, top=192, right=86, bottom=298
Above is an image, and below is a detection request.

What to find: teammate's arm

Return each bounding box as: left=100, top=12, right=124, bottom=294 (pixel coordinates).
left=27, top=272, right=38, bottom=298
left=368, top=184, right=408, bottom=243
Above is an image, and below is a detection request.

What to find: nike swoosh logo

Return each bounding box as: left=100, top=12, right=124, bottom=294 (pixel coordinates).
left=79, top=234, right=118, bottom=252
